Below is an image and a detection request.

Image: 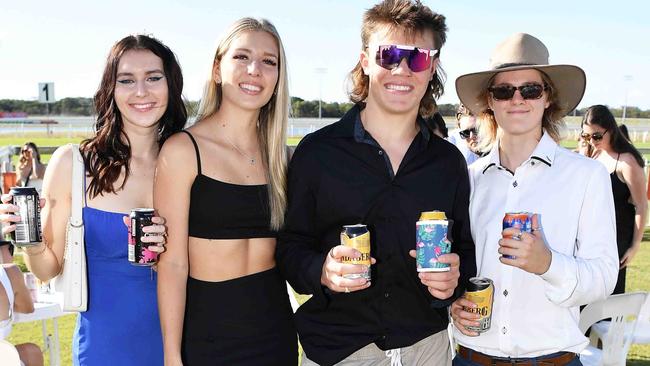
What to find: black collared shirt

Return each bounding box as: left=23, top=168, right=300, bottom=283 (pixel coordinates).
left=277, top=105, right=476, bottom=366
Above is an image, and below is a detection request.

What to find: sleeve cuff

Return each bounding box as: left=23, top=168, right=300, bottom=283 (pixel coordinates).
left=539, top=249, right=569, bottom=286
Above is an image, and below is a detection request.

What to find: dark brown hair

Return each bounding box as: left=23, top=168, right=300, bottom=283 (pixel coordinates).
left=348, top=0, right=447, bottom=117
left=582, top=105, right=644, bottom=167
left=81, top=35, right=187, bottom=198
left=19, top=142, right=42, bottom=164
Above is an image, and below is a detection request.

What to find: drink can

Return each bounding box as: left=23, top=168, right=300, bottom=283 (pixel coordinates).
left=502, top=212, right=533, bottom=259
left=128, top=208, right=157, bottom=266
left=463, top=277, right=494, bottom=333
left=340, top=224, right=371, bottom=280
left=10, top=187, right=42, bottom=246
left=416, top=211, right=452, bottom=272
left=24, top=272, right=38, bottom=303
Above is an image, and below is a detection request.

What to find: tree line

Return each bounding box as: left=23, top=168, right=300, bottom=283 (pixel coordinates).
left=2, top=97, right=650, bottom=119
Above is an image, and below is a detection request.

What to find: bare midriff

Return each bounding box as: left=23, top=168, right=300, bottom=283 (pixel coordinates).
left=187, top=237, right=276, bottom=281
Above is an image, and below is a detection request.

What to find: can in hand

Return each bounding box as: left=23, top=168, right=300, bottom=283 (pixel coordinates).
left=502, top=212, right=533, bottom=259
left=128, top=208, right=157, bottom=266
left=416, top=211, right=452, bottom=272
left=340, top=224, right=371, bottom=281
left=463, top=277, right=494, bottom=333
left=9, top=187, right=42, bottom=246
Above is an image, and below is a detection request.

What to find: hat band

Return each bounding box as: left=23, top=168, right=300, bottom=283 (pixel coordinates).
left=494, top=62, right=538, bottom=70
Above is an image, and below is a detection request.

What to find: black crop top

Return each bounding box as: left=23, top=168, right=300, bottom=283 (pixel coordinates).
left=181, top=131, right=276, bottom=239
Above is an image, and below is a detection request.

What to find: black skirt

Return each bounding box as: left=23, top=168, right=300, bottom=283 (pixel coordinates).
left=181, top=267, right=298, bottom=365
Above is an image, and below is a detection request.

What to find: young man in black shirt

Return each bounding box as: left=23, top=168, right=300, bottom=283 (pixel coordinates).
left=277, top=1, right=476, bottom=365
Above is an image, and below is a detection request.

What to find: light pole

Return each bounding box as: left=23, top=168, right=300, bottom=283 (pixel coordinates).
left=622, top=75, right=633, bottom=123
left=314, top=68, right=328, bottom=119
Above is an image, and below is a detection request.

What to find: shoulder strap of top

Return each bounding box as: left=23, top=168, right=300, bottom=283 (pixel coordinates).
left=180, top=130, right=202, bottom=174
left=614, top=152, right=621, bottom=171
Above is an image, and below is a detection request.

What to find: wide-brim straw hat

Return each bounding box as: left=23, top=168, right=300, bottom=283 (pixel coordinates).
left=456, top=33, right=586, bottom=117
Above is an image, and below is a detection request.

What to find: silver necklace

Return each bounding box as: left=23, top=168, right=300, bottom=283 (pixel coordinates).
left=225, top=135, right=257, bottom=165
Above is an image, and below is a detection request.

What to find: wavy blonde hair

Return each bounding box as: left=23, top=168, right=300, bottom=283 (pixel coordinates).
left=477, top=70, right=565, bottom=152
left=196, top=18, right=289, bottom=230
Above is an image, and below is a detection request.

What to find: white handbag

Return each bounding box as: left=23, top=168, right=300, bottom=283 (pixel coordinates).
left=52, top=144, right=88, bottom=312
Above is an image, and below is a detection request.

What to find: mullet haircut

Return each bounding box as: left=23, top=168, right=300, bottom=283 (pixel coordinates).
left=348, top=0, right=447, bottom=117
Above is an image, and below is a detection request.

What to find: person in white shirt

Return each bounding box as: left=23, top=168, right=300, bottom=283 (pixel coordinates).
left=449, top=33, right=618, bottom=366
left=447, top=105, right=481, bottom=165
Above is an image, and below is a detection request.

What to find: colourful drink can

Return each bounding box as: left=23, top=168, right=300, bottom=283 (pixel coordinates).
left=463, top=277, right=494, bottom=333
left=502, top=212, right=532, bottom=259
left=416, top=211, right=452, bottom=272
left=10, top=187, right=42, bottom=246
left=128, top=208, right=157, bottom=266
left=340, top=224, right=371, bottom=281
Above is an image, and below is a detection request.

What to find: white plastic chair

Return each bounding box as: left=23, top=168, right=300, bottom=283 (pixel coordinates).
left=579, top=292, right=647, bottom=366
left=591, top=291, right=650, bottom=345
left=0, top=339, right=22, bottom=366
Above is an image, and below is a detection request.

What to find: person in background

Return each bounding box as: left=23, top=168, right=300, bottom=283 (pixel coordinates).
left=581, top=105, right=647, bottom=294
left=2, top=34, right=184, bottom=365
left=0, top=241, right=43, bottom=366
left=16, top=142, right=46, bottom=194
left=447, top=105, right=481, bottom=165
left=451, top=33, right=617, bottom=366
left=277, top=1, right=475, bottom=365
left=155, top=17, right=297, bottom=365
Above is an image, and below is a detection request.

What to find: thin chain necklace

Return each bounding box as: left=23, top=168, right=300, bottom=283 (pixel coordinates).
left=223, top=131, right=257, bottom=165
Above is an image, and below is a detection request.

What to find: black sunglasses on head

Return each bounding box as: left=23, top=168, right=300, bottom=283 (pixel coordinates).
left=459, top=128, right=478, bottom=139
left=581, top=130, right=608, bottom=142
left=488, top=83, right=547, bottom=101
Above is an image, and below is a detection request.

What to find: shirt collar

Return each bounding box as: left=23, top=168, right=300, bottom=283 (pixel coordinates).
left=482, top=131, right=557, bottom=174
left=331, top=103, right=431, bottom=143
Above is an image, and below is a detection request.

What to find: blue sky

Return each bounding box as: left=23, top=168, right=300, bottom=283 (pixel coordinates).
left=1, top=0, right=649, bottom=109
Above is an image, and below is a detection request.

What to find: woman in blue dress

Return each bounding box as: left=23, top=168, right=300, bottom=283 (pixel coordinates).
left=2, top=34, right=187, bottom=365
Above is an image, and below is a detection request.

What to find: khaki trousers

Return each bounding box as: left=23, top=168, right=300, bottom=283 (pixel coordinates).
left=301, top=329, right=451, bottom=366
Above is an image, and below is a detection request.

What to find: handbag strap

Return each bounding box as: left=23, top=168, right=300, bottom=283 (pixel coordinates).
left=70, top=144, right=84, bottom=227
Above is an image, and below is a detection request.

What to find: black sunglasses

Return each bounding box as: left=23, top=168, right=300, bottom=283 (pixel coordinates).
left=581, top=130, right=608, bottom=142
left=488, top=83, right=547, bottom=101
left=459, top=128, right=478, bottom=139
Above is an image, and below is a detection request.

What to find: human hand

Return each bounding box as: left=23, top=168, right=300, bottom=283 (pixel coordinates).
left=0, top=194, right=20, bottom=235
left=408, top=250, right=459, bottom=299
left=499, top=214, right=551, bottom=274
left=620, top=244, right=640, bottom=268
left=320, top=245, right=374, bottom=293
left=121, top=215, right=167, bottom=254
left=450, top=297, right=481, bottom=336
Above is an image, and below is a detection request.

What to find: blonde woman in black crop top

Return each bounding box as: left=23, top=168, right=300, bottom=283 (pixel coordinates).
left=154, top=18, right=296, bottom=366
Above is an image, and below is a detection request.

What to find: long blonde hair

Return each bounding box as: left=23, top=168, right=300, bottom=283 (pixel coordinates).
left=477, top=69, right=565, bottom=152
left=196, top=18, right=289, bottom=230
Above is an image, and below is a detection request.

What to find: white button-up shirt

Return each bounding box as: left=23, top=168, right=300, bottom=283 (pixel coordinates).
left=455, top=132, right=618, bottom=357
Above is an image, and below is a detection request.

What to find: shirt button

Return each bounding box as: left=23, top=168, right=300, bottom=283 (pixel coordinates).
left=378, top=150, right=384, bottom=155
left=384, top=292, right=390, bottom=298
left=512, top=181, right=518, bottom=188
left=503, top=289, right=508, bottom=297
left=502, top=327, right=507, bottom=334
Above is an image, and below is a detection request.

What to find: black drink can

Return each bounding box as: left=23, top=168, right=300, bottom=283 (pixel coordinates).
left=9, top=187, right=42, bottom=246
left=128, top=208, right=156, bottom=266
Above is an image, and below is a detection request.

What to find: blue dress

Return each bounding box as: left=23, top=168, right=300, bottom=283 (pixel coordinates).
left=73, top=206, right=163, bottom=366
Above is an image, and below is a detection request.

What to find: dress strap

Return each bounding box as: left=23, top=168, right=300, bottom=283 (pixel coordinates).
left=614, top=152, right=621, bottom=172
left=180, top=130, right=202, bottom=175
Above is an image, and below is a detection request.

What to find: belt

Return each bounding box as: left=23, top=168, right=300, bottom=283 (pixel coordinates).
left=457, top=346, right=577, bottom=366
